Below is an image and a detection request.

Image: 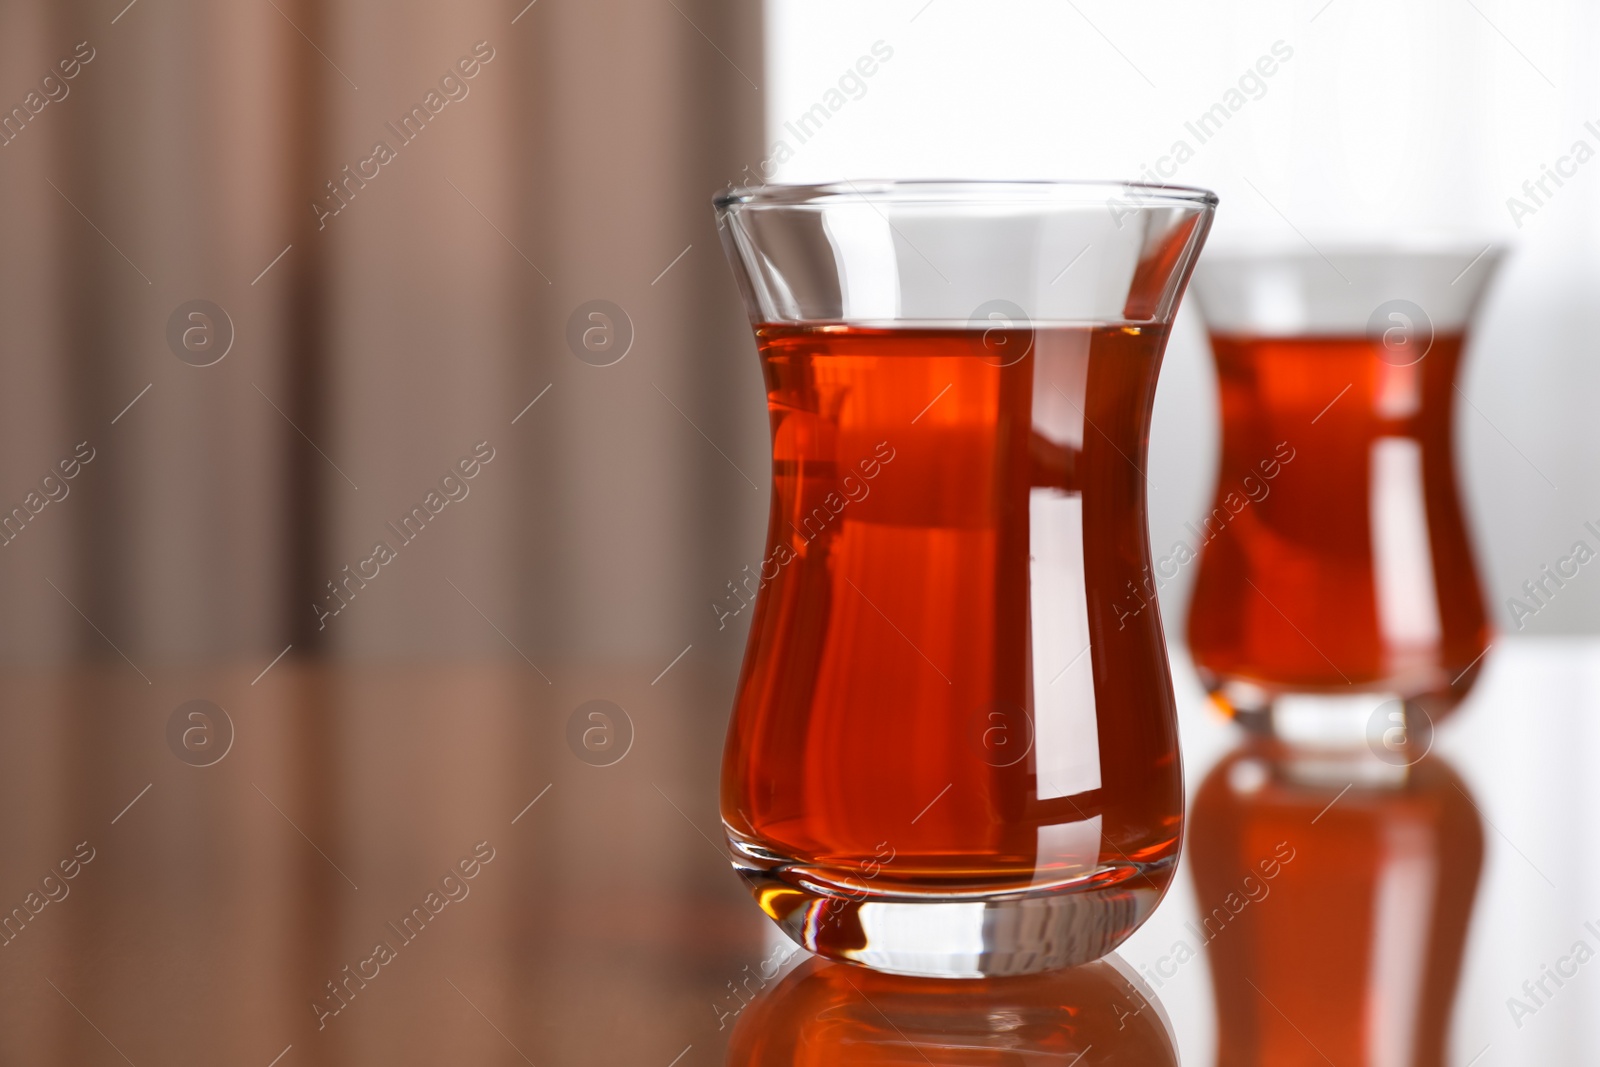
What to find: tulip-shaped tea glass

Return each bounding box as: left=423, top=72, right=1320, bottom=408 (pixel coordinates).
left=715, top=181, right=1216, bottom=977
left=1186, top=247, right=1503, bottom=736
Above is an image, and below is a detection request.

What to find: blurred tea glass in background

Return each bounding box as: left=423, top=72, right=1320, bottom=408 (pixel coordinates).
left=1185, top=246, right=1503, bottom=735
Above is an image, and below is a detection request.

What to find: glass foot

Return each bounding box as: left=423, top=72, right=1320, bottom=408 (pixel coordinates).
left=1202, top=673, right=1453, bottom=763
left=741, top=863, right=1170, bottom=978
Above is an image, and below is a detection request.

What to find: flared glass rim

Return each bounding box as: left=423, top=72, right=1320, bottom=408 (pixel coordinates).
left=713, top=179, right=1219, bottom=210
left=1198, top=237, right=1508, bottom=260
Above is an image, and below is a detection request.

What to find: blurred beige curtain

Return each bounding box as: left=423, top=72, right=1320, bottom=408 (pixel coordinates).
left=0, top=0, right=766, bottom=669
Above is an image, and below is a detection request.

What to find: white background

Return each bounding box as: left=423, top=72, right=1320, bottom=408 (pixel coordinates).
left=764, top=0, right=1600, bottom=636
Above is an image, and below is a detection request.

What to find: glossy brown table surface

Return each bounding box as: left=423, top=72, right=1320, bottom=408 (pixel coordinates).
left=0, top=639, right=1591, bottom=1065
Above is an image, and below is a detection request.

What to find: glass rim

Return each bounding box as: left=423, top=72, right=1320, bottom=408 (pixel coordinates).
left=1198, top=237, right=1509, bottom=260
left=713, top=179, right=1219, bottom=210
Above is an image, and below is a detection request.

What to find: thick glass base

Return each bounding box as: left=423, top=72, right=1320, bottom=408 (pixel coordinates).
left=1200, top=671, right=1454, bottom=763
left=738, top=860, right=1171, bottom=978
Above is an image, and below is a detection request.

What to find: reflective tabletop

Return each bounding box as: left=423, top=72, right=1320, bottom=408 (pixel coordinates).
left=0, top=638, right=1591, bottom=1065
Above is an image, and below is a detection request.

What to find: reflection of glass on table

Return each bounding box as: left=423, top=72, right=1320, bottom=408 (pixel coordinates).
left=727, top=953, right=1178, bottom=1066
left=1190, top=740, right=1483, bottom=1067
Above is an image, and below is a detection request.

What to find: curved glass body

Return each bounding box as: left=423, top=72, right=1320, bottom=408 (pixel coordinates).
left=715, top=181, right=1216, bottom=976
left=1190, top=741, right=1483, bottom=1066
left=727, top=955, right=1178, bottom=1066
left=1187, top=248, right=1502, bottom=730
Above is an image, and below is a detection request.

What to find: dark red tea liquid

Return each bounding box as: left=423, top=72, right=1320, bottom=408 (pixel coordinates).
left=1187, top=335, right=1490, bottom=711
left=722, top=323, right=1183, bottom=906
